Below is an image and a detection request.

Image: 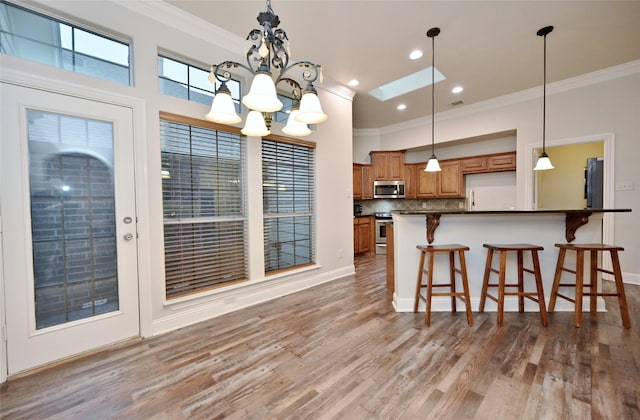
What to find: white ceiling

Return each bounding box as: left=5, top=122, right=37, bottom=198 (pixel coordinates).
left=166, top=1, right=640, bottom=130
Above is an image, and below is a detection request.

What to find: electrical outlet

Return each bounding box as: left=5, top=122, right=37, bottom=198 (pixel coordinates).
left=422, top=202, right=427, bottom=208
left=615, top=182, right=634, bottom=191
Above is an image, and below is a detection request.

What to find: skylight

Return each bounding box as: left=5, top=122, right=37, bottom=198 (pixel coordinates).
left=368, top=67, right=445, bottom=101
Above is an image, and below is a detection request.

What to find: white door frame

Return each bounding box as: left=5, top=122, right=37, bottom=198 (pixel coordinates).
left=0, top=69, right=152, bottom=383
left=525, top=132, right=616, bottom=245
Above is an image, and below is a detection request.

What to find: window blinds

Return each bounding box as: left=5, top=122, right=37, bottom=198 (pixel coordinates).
left=160, top=117, right=247, bottom=298
left=262, top=139, right=315, bottom=273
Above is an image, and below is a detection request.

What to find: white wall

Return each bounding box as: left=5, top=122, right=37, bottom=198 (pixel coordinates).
left=355, top=62, right=640, bottom=283
left=1, top=0, right=356, bottom=341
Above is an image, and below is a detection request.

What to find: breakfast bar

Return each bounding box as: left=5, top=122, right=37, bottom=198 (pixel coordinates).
left=390, top=209, right=630, bottom=313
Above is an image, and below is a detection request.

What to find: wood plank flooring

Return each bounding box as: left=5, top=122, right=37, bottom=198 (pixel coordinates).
left=1, top=254, right=639, bottom=419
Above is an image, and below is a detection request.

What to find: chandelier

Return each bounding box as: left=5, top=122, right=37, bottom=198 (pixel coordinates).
left=205, top=0, right=327, bottom=137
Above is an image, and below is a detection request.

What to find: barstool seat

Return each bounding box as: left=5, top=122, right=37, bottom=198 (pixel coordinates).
left=479, top=243, right=548, bottom=326
left=414, top=244, right=473, bottom=327
left=549, top=243, right=631, bottom=328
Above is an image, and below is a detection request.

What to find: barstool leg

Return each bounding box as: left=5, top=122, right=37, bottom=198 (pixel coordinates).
left=610, top=250, right=631, bottom=328
left=414, top=250, right=426, bottom=313
left=425, top=251, right=436, bottom=326
left=497, top=251, right=507, bottom=326
left=449, top=251, right=457, bottom=313
left=458, top=250, right=474, bottom=327
left=574, top=249, right=584, bottom=327
left=479, top=249, right=494, bottom=312
left=589, top=250, right=598, bottom=314
left=517, top=251, right=525, bottom=313
left=531, top=250, right=548, bottom=326
left=548, top=247, right=566, bottom=312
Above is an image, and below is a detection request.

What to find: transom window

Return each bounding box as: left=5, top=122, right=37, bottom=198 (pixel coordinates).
left=158, top=54, right=241, bottom=108
left=0, top=1, right=131, bottom=85
left=262, top=138, right=316, bottom=273
left=160, top=113, right=247, bottom=299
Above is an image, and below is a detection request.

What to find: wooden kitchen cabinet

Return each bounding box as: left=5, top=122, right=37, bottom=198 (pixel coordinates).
left=352, top=164, right=373, bottom=200
left=416, top=159, right=464, bottom=198
left=487, top=151, right=516, bottom=171
left=370, top=151, right=405, bottom=181
left=353, top=164, right=363, bottom=199
left=461, top=151, right=516, bottom=174
left=362, top=165, right=373, bottom=199
left=404, top=164, right=418, bottom=198
left=439, top=160, right=464, bottom=197
left=353, top=216, right=374, bottom=254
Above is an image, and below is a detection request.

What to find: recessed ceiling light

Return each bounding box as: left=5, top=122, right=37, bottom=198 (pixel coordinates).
left=348, top=79, right=360, bottom=87
left=397, top=104, right=406, bottom=110
left=409, top=50, right=423, bottom=60
left=452, top=86, right=464, bottom=94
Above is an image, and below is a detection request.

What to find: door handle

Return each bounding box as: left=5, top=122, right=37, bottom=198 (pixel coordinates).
left=123, top=233, right=134, bottom=241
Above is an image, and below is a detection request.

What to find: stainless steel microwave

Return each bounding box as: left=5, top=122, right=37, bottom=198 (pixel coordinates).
left=373, top=180, right=405, bottom=198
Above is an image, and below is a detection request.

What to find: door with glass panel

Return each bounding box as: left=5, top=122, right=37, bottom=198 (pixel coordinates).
left=1, top=84, right=140, bottom=375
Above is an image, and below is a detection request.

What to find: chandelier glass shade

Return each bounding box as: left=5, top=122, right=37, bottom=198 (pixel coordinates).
left=206, top=0, right=327, bottom=137
left=205, top=82, right=242, bottom=124
left=533, top=25, right=555, bottom=171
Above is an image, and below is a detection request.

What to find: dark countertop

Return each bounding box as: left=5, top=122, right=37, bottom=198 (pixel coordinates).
left=393, top=208, right=631, bottom=215
left=392, top=208, right=631, bottom=243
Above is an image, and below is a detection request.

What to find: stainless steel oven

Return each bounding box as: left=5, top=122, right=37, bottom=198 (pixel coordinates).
left=374, top=212, right=392, bottom=254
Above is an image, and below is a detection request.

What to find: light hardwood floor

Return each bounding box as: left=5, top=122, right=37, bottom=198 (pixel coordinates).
left=1, top=254, right=639, bottom=419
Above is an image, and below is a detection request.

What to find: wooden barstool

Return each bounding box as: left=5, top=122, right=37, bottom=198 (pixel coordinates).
left=414, top=244, right=473, bottom=327
left=549, top=243, right=631, bottom=328
left=479, top=244, right=548, bottom=326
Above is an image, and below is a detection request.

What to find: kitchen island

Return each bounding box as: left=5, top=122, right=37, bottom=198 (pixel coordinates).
left=391, top=209, right=630, bottom=313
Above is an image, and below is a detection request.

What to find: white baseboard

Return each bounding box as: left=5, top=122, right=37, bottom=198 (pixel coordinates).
left=621, top=271, right=640, bottom=285
left=152, top=265, right=355, bottom=336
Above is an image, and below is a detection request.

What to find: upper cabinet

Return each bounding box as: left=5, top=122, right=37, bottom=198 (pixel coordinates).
left=370, top=151, right=405, bottom=181
left=353, top=163, right=373, bottom=200
left=417, top=160, right=464, bottom=198
left=461, top=151, right=516, bottom=174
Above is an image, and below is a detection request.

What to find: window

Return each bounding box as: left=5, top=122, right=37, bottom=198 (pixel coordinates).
left=0, top=1, right=131, bottom=85
left=160, top=113, right=247, bottom=299
left=262, top=138, right=315, bottom=273
left=158, top=54, right=241, bottom=108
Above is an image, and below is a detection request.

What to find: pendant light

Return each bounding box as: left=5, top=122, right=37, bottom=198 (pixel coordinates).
left=424, top=27, right=441, bottom=172
left=534, top=25, right=555, bottom=171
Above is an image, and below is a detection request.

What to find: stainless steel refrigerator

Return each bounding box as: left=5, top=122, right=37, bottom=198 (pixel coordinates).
left=585, top=157, right=604, bottom=209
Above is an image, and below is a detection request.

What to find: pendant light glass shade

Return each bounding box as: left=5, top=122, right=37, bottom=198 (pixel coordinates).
left=296, top=85, right=328, bottom=124
left=282, top=109, right=311, bottom=136
left=242, top=72, right=283, bottom=113
left=533, top=152, right=554, bottom=170
left=241, top=110, right=270, bottom=137
left=425, top=155, right=442, bottom=172
left=205, top=83, right=242, bottom=124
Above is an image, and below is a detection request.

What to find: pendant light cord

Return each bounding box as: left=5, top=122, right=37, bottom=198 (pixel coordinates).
left=431, top=33, right=435, bottom=156
left=542, top=32, right=547, bottom=153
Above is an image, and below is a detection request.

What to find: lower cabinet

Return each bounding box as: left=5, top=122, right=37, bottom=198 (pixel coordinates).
left=354, top=216, right=374, bottom=254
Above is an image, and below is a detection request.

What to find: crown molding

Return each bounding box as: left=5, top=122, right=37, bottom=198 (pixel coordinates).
left=357, top=59, right=640, bottom=137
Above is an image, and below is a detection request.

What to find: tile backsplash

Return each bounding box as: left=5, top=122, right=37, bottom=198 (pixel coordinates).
left=355, top=198, right=467, bottom=215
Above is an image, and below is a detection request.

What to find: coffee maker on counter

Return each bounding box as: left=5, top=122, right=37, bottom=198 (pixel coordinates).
left=353, top=203, right=362, bottom=216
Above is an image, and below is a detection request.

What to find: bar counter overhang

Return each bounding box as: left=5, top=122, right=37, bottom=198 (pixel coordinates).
left=391, top=209, right=631, bottom=314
